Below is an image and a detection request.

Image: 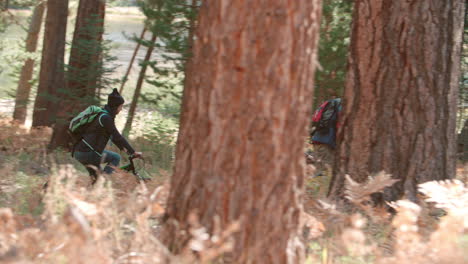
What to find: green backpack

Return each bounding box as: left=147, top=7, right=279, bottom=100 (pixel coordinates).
left=69, top=106, right=108, bottom=143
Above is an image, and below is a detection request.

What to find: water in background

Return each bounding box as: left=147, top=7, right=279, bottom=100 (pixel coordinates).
left=0, top=8, right=160, bottom=129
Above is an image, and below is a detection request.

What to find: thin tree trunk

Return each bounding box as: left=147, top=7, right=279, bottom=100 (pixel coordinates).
left=328, top=0, right=465, bottom=202
left=13, top=1, right=45, bottom=124
left=2, top=0, right=9, bottom=10
left=119, top=27, right=147, bottom=94
left=31, top=0, right=68, bottom=127
left=122, top=32, right=157, bottom=136
left=162, top=1, right=322, bottom=263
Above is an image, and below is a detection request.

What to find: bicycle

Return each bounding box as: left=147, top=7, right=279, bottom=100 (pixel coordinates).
left=119, top=154, right=151, bottom=183
left=42, top=154, right=150, bottom=191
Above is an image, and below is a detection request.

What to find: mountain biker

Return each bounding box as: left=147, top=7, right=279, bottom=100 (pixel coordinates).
left=311, top=98, right=341, bottom=149
left=73, top=89, right=142, bottom=184
left=308, top=97, right=342, bottom=176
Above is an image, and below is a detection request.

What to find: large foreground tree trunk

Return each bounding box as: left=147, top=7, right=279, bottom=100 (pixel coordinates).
left=163, top=1, right=322, bottom=263
left=13, top=1, right=45, bottom=124
left=328, top=0, right=465, bottom=202
left=31, top=0, right=68, bottom=127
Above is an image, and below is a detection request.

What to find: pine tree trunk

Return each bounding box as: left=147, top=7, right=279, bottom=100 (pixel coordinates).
left=163, top=1, right=322, bottom=263
left=13, top=1, right=45, bottom=124
left=48, top=0, right=106, bottom=149
left=122, top=32, right=157, bottom=137
left=31, top=0, right=68, bottom=127
left=119, top=27, right=147, bottom=94
left=328, top=0, right=465, bottom=202
left=67, top=0, right=106, bottom=106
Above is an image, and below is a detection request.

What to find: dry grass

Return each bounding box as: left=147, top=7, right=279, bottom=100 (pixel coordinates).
left=0, top=118, right=467, bottom=263
left=303, top=162, right=468, bottom=264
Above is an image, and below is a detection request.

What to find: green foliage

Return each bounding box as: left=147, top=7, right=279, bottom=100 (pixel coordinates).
left=140, top=115, right=177, bottom=170
left=458, top=12, right=468, bottom=132
left=8, top=0, right=37, bottom=9
left=141, top=113, right=177, bottom=143
left=314, top=0, right=353, bottom=105
left=96, top=39, right=122, bottom=102
left=0, top=11, right=41, bottom=98
left=0, top=154, right=44, bottom=216
left=0, top=7, right=15, bottom=78
left=107, top=0, right=138, bottom=7
left=0, top=11, right=7, bottom=33
left=3, top=38, right=41, bottom=97
left=65, top=15, right=121, bottom=106
left=136, top=0, right=199, bottom=109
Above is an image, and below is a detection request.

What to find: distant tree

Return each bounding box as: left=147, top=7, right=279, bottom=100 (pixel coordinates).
left=459, top=12, right=468, bottom=161
left=119, top=27, right=147, bottom=94
left=1, top=0, right=9, bottom=10
left=9, top=0, right=36, bottom=8
left=108, top=0, right=137, bottom=7
left=122, top=0, right=198, bottom=136
left=48, top=0, right=107, bottom=150
left=13, top=1, right=45, bottom=124
left=31, top=0, right=68, bottom=127
left=458, top=10, right=467, bottom=131
left=122, top=31, right=157, bottom=136
left=459, top=120, right=468, bottom=162
left=66, top=0, right=106, bottom=106
left=163, top=1, right=322, bottom=263
left=328, top=0, right=466, bottom=202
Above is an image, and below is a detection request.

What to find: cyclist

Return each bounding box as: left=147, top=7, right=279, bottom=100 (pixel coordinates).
left=308, top=97, right=342, bottom=176
left=73, top=89, right=142, bottom=184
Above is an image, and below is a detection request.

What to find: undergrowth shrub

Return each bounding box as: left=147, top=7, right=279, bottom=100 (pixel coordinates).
left=304, top=173, right=468, bottom=264
left=0, top=118, right=467, bottom=263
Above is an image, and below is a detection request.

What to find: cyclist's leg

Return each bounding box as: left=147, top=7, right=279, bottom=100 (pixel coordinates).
left=101, top=150, right=121, bottom=174
left=74, top=151, right=101, bottom=183
left=312, top=144, right=335, bottom=176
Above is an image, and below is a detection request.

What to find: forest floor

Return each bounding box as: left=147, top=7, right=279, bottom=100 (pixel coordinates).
left=0, top=117, right=467, bottom=263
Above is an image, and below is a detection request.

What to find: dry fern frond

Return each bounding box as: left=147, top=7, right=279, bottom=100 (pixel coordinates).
left=341, top=213, right=375, bottom=257
left=300, top=211, right=325, bottom=239
left=345, top=172, right=399, bottom=205
left=382, top=200, right=425, bottom=263
left=418, top=180, right=468, bottom=215
left=317, top=198, right=339, bottom=213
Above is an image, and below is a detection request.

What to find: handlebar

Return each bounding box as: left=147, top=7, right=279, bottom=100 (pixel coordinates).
left=129, top=153, right=144, bottom=160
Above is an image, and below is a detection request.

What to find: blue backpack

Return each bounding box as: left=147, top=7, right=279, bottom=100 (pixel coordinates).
left=311, top=98, right=341, bottom=148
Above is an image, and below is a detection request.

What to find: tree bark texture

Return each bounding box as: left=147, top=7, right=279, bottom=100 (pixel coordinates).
left=67, top=0, right=105, bottom=107
left=328, top=0, right=465, bottom=202
left=2, top=0, right=8, bottom=10
left=13, top=1, right=45, bottom=124
left=49, top=0, right=106, bottom=150
left=32, top=0, right=68, bottom=127
left=122, top=32, right=157, bottom=137
left=119, top=27, right=146, bottom=94
left=49, top=0, right=105, bottom=148
left=163, top=1, right=322, bottom=263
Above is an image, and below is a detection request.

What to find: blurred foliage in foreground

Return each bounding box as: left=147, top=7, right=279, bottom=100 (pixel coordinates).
left=0, top=118, right=467, bottom=263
